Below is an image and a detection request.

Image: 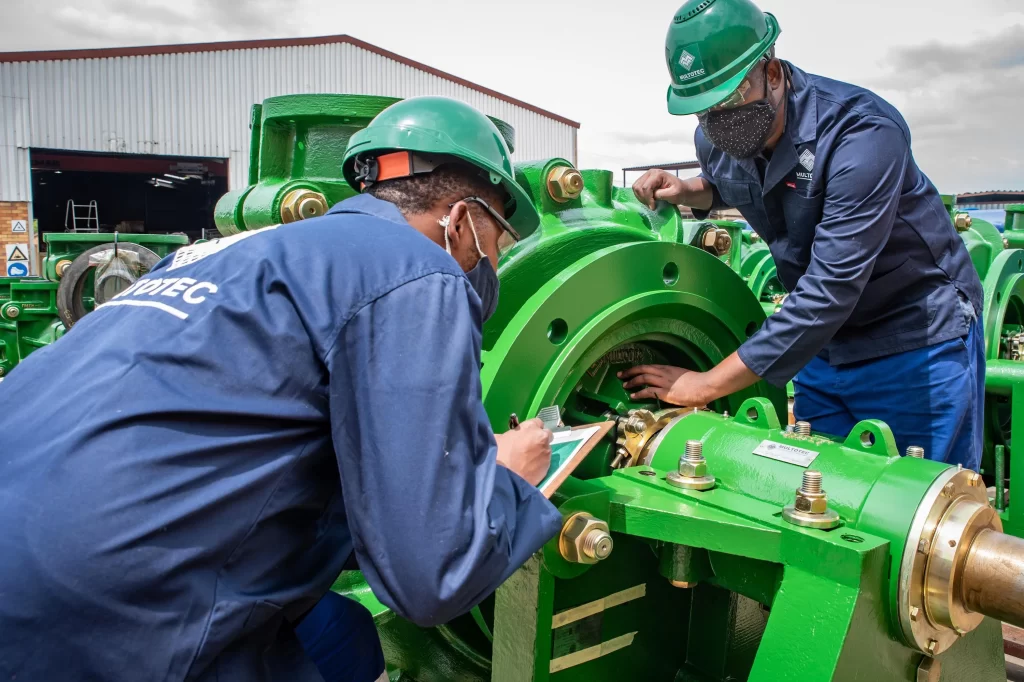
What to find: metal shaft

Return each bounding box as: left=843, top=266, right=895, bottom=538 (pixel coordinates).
left=961, top=528, right=1024, bottom=627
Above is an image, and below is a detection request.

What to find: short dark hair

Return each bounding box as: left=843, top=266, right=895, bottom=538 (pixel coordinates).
left=366, top=164, right=506, bottom=216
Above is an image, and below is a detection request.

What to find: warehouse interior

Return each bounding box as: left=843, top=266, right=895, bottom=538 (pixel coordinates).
left=30, top=149, right=228, bottom=248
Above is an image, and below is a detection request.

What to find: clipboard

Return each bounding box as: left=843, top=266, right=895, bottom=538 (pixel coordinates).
left=538, top=421, right=615, bottom=498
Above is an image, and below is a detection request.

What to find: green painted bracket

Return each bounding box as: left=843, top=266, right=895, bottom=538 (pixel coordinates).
left=734, top=397, right=782, bottom=429
left=842, top=420, right=899, bottom=458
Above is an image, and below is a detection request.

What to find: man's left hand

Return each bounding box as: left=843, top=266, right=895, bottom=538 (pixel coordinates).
left=618, top=365, right=709, bottom=407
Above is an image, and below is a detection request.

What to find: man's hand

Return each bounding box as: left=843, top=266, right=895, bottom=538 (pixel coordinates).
left=618, top=353, right=762, bottom=408
left=495, top=418, right=554, bottom=487
left=632, top=170, right=713, bottom=211
left=618, top=365, right=709, bottom=407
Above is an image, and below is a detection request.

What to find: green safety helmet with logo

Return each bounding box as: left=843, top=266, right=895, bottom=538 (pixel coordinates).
left=342, top=96, right=540, bottom=239
left=665, top=0, right=781, bottom=116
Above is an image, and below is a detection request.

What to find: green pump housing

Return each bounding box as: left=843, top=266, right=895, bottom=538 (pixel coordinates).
left=0, top=232, right=187, bottom=377
left=213, top=93, right=1024, bottom=682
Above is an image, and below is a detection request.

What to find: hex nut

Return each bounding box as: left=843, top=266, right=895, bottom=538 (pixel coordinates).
left=280, top=189, right=328, bottom=223
left=794, top=491, right=829, bottom=514
left=2, top=304, right=20, bottom=319
left=559, top=513, right=613, bottom=565
left=953, top=212, right=972, bottom=232
left=55, top=259, right=73, bottom=278
left=679, top=459, right=708, bottom=478
left=701, top=229, right=718, bottom=250
left=547, top=166, right=584, bottom=203
left=713, top=229, right=732, bottom=256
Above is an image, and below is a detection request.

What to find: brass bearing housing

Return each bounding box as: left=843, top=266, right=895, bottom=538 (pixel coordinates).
left=546, top=166, right=584, bottom=203
left=558, top=513, right=614, bottom=565
left=898, top=468, right=1002, bottom=655
left=280, top=189, right=329, bottom=223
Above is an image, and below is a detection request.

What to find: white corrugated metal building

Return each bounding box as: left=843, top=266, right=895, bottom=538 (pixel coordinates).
left=0, top=35, right=578, bottom=272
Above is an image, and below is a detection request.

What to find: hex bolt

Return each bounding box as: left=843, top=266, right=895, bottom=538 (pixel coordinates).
left=795, top=421, right=812, bottom=437
left=782, top=470, right=840, bottom=529
left=910, top=606, right=920, bottom=622
left=558, top=513, right=613, bottom=565
left=280, top=189, right=328, bottom=223
left=907, top=445, right=925, bottom=459
left=800, top=470, right=823, bottom=495
left=667, top=440, right=715, bottom=491
left=2, top=304, right=20, bottom=319
left=547, top=166, right=584, bottom=203
left=953, top=212, right=972, bottom=232
left=713, top=229, right=732, bottom=256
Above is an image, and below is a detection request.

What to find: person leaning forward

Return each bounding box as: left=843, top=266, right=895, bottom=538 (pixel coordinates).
left=0, top=96, right=562, bottom=682
left=623, top=0, right=984, bottom=469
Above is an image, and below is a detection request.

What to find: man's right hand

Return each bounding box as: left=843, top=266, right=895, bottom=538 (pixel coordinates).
left=632, top=170, right=713, bottom=211
left=495, top=418, right=553, bottom=487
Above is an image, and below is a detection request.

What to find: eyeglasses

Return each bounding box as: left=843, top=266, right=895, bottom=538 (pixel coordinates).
left=450, top=196, right=521, bottom=257
left=697, top=59, right=770, bottom=115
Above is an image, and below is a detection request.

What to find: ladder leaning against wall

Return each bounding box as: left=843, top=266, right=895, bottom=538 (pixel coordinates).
left=65, top=200, right=99, bottom=232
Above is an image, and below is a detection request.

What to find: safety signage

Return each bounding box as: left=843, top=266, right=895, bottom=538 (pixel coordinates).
left=6, top=261, right=28, bottom=277
left=5, top=243, right=29, bottom=276
left=11, top=219, right=26, bottom=233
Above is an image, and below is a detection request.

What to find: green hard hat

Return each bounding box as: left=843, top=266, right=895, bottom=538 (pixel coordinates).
left=343, top=96, right=540, bottom=238
left=665, top=0, right=781, bottom=116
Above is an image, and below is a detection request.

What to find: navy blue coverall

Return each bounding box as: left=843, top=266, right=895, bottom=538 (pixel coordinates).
left=694, top=63, right=985, bottom=468
left=0, top=194, right=562, bottom=681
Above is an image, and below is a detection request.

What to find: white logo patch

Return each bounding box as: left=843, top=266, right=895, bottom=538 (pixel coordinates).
left=799, top=149, right=816, bottom=172
left=168, top=225, right=280, bottom=271
left=678, top=50, right=696, bottom=70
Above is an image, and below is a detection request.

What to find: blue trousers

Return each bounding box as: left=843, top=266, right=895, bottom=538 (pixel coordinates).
left=793, top=318, right=985, bottom=470
left=295, top=591, right=386, bottom=682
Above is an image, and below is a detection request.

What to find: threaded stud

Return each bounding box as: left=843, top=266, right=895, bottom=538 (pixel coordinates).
left=907, top=446, right=925, bottom=459
left=801, top=470, right=823, bottom=495
left=684, top=440, right=704, bottom=463
left=795, top=421, right=811, bottom=436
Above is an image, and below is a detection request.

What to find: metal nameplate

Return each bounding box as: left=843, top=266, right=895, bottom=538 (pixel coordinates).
left=752, top=440, right=818, bottom=467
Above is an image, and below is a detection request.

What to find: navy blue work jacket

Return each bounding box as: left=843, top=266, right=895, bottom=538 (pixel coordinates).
left=0, top=195, right=561, bottom=682
left=695, top=62, right=983, bottom=386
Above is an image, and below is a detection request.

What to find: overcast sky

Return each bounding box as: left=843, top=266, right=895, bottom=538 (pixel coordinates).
left=3, top=0, right=1022, bottom=193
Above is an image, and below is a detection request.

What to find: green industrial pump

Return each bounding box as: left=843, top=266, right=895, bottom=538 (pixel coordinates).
left=215, top=93, right=1024, bottom=682
left=0, top=232, right=187, bottom=376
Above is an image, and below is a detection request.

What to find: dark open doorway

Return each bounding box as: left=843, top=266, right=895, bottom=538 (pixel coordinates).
left=31, top=149, right=229, bottom=252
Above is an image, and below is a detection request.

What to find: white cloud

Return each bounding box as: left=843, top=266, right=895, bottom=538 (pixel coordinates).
left=1, top=0, right=1020, bottom=192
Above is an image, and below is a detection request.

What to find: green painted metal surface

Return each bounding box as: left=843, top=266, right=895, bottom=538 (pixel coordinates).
left=213, top=93, right=518, bottom=237
left=1004, top=205, right=1024, bottom=250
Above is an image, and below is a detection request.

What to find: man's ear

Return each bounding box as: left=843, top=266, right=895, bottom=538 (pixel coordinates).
left=446, top=201, right=471, bottom=251
left=768, top=59, right=784, bottom=90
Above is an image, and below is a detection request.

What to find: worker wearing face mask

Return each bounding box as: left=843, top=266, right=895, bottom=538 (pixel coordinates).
left=0, top=97, right=561, bottom=682
left=625, top=0, right=984, bottom=470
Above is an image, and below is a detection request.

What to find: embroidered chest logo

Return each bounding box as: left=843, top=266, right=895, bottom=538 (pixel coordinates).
left=798, top=149, right=815, bottom=172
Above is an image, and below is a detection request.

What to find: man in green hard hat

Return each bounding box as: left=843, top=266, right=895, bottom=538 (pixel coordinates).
left=0, top=96, right=562, bottom=682
left=624, top=0, right=985, bottom=469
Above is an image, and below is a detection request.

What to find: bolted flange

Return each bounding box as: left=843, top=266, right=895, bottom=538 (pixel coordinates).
left=558, top=513, right=613, bottom=565
left=666, top=440, right=716, bottom=491
left=782, top=470, right=841, bottom=530
left=280, top=189, right=328, bottom=223
left=546, top=166, right=584, bottom=203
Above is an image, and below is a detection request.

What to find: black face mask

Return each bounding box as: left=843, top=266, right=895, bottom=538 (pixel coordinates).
left=697, top=64, right=784, bottom=160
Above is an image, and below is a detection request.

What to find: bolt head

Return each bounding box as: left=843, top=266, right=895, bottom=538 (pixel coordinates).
left=910, top=606, right=920, bottom=621
left=55, top=259, right=73, bottom=278
left=2, top=304, right=19, bottom=319
left=941, top=483, right=955, bottom=497
left=678, top=459, right=707, bottom=478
